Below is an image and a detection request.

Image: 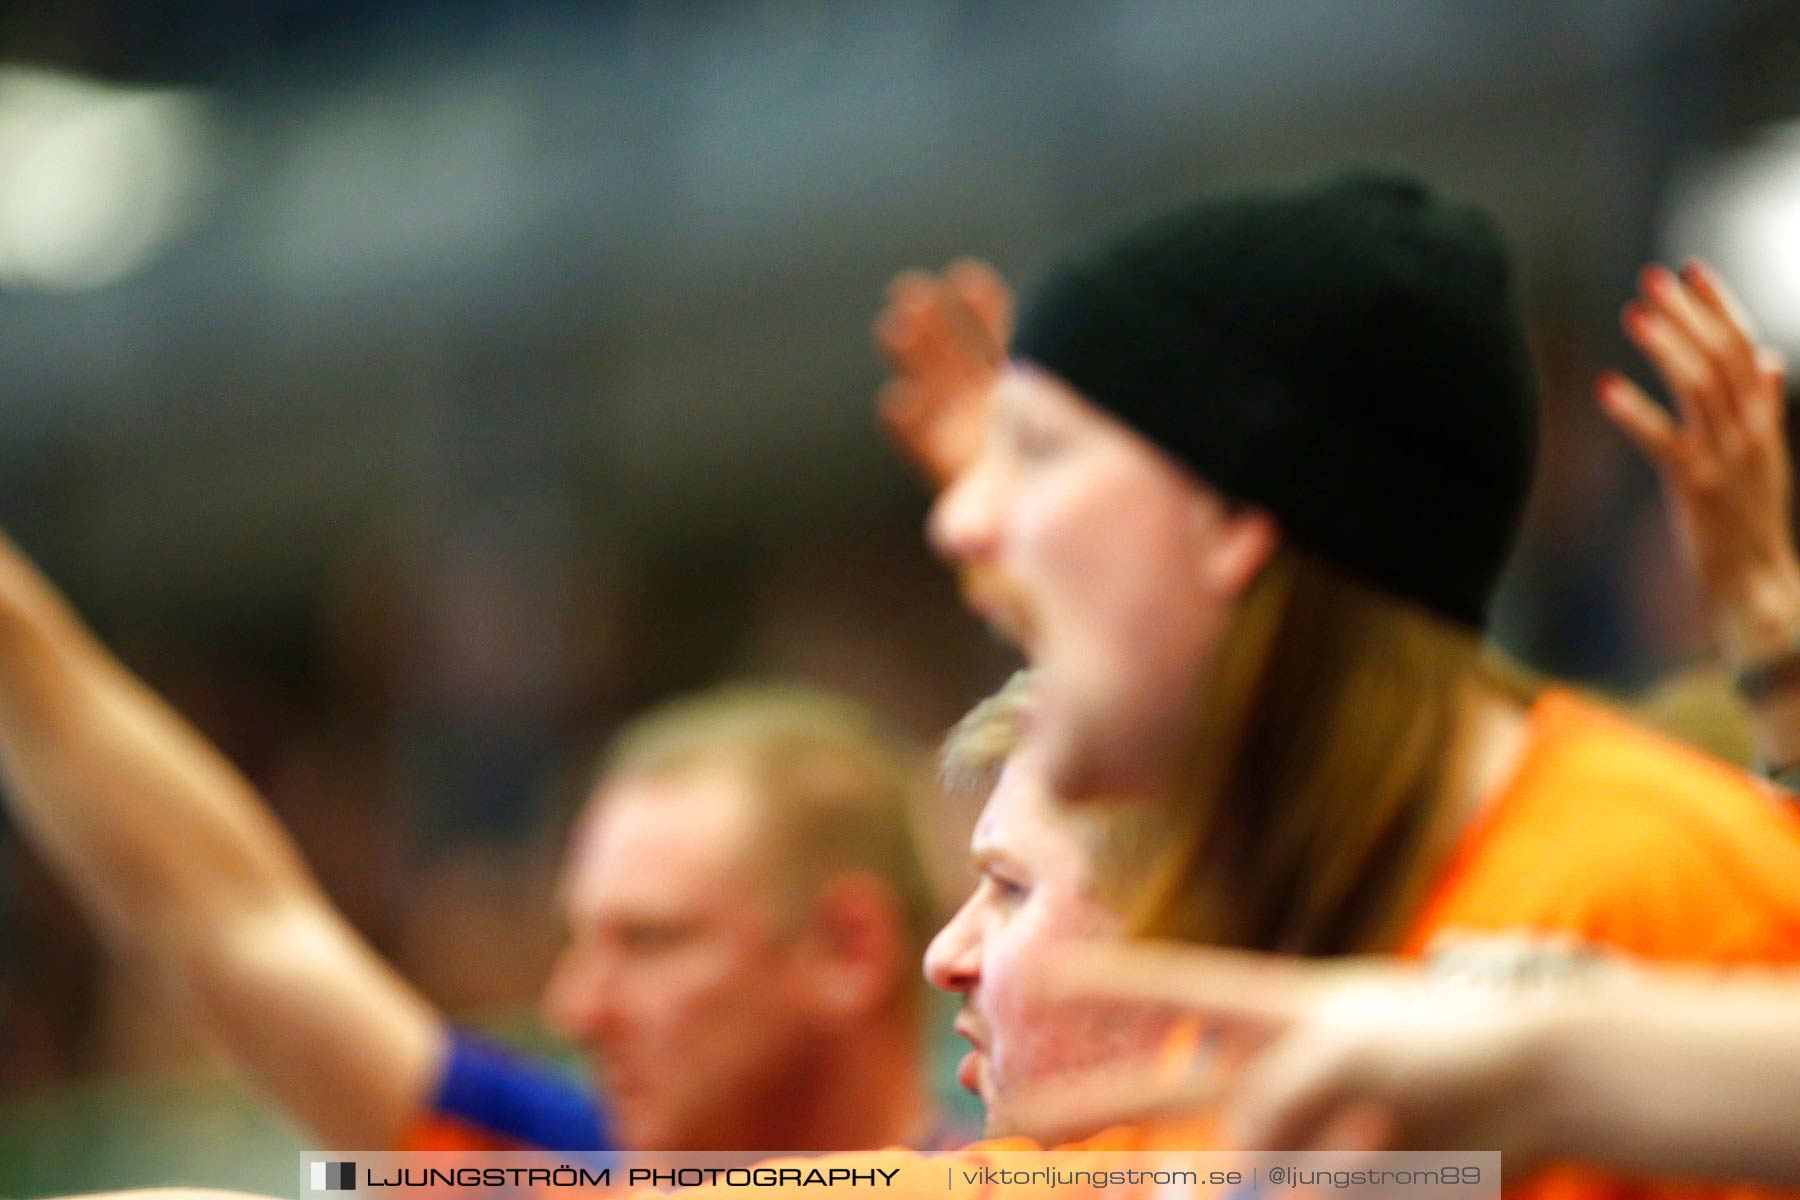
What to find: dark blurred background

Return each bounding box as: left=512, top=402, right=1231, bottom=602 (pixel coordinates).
left=2, top=0, right=1798, bottom=1191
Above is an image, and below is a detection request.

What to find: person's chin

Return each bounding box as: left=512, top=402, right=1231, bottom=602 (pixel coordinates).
left=980, top=1102, right=1014, bottom=1141
left=1027, top=690, right=1092, bottom=792
left=981, top=1095, right=1059, bottom=1145
left=1069, top=700, right=1182, bottom=801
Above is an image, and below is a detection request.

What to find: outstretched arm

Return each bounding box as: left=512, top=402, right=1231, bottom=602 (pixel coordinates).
left=0, top=531, right=445, bottom=1147
left=1041, top=941, right=1800, bottom=1186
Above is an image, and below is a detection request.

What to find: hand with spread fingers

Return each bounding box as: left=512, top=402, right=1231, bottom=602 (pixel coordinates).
left=1036, top=941, right=1800, bottom=1188
left=1600, top=260, right=1800, bottom=671
left=873, top=258, right=1012, bottom=489
left=1033, top=943, right=1563, bottom=1165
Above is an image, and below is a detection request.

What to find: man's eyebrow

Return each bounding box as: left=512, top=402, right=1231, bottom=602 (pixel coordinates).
left=970, top=842, right=1026, bottom=874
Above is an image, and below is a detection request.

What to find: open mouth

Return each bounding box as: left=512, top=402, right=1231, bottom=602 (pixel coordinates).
left=956, top=1048, right=984, bottom=1094
left=953, top=1017, right=989, bottom=1096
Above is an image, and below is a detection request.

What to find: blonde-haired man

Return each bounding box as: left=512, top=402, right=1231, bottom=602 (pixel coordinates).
left=924, top=670, right=1170, bottom=1141
left=0, top=526, right=950, bottom=1153
left=535, top=685, right=948, bottom=1152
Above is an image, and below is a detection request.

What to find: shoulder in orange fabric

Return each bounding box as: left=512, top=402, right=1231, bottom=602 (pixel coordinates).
left=1404, top=687, right=1800, bottom=965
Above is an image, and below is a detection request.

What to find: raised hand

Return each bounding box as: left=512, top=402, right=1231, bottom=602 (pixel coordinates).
left=873, top=259, right=1012, bottom=489
left=1599, top=260, right=1800, bottom=669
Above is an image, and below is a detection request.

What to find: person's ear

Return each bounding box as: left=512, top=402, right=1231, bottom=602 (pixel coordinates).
left=804, top=873, right=908, bottom=1018
left=1198, top=506, right=1281, bottom=600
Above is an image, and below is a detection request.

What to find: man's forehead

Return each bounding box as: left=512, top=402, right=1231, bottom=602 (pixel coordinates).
left=970, top=753, right=1067, bottom=853
left=561, top=766, right=766, bottom=905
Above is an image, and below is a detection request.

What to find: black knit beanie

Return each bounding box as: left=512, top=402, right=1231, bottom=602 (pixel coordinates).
left=1011, top=169, right=1537, bottom=629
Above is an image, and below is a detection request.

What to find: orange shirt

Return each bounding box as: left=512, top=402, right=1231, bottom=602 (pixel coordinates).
left=1397, top=687, right=1800, bottom=1200
left=1402, top=687, right=1800, bottom=965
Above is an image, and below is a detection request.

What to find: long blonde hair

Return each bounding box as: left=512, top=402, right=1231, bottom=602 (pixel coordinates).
left=1129, top=547, right=1539, bottom=955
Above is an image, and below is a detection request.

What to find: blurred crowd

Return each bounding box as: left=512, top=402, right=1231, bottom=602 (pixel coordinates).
left=0, top=0, right=1796, bottom=1185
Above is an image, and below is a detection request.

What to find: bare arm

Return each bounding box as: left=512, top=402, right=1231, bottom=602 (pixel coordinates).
left=1535, top=978, right=1800, bottom=1186
left=1043, top=942, right=1800, bottom=1186
left=1218, top=965, right=1800, bottom=1183
left=0, top=531, right=445, bottom=1148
